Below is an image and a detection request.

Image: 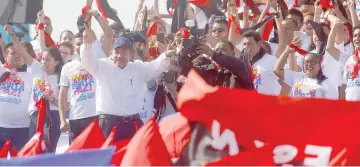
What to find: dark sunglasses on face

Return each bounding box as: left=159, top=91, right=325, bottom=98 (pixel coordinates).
left=212, top=28, right=226, bottom=33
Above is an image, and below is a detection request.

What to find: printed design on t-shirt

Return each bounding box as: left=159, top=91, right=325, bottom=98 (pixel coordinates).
left=345, top=63, right=360, bottom=87
left=0, top=75, right=24, bottom=104
left=293, top=83, right=317, bottom=98
left=140, top=98, right=147, bottom=119
left=32, top=77, right=53, bottom=102
left=71, top=70, right=95, bottom=102
left=253, top=68, right=261, bottom=90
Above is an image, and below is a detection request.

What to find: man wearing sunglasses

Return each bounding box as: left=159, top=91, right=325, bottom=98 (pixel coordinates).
left=211, top=18, right=229, bottom=40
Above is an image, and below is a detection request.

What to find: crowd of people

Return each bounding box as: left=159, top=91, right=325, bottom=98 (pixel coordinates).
left=0, top=0, right=359, bottom=157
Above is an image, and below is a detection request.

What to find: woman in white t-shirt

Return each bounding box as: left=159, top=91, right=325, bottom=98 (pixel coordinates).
left=274, top=42, right=338, bottom=99
left=26, top=48, right=65, bottom=153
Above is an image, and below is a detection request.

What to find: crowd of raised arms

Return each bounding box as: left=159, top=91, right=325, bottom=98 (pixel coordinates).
left=0, top=0, right=359, bottom=157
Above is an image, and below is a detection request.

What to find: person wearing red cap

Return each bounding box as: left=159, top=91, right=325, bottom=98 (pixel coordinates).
left=80, top=26, right=171, bottom=141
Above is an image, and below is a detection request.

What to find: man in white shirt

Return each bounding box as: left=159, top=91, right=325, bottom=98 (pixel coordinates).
left=80, top=28, right=170, bottom=141
left=0, top=43, right=32, bottom=151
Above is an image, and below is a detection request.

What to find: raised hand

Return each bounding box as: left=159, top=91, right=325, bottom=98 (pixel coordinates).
left=37, top=10, right=45, bottom=23
left=83, top=24, right=96, bottom=44
left=4, top=24, right=15, bottom=36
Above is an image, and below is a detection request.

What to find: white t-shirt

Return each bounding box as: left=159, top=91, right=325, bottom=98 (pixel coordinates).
left=59, top=60, right=97, bottom=120
left=284, top=70, right=338, bottom=99
left=80, top=41, right=170, bottom=116
left=27, top=60, right=60, bottom=113
left=321, top=51, right=344, bottom=87
left=0, top=65, right=33, bottom=128
left=335, top=41, right=354, bottom=56
left=252, top=54, right=281, bottom=96
left=343, top=56, right=360, bottom=101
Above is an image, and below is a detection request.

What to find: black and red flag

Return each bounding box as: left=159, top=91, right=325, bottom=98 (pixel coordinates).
left=96, top=0, right=122, bottom=23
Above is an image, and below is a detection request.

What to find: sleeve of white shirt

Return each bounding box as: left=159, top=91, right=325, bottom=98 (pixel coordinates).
left=323, top=80, right=339, bottom=100
left=80, top=41, right=109, bottom=79
left=284, top=70, right=304, bottom=87
left=92, top=40, right=107, bottom=59
left=27, top=59, right=43, bottom=75
left=136, top=53, right=170, bottom=82
left=59, top=63, right=70, bottom=87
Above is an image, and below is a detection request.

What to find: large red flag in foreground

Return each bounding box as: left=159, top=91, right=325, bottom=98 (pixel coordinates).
left=121, top=118, right=172, bottom=166
left=178, top=70, right=360, bottom=166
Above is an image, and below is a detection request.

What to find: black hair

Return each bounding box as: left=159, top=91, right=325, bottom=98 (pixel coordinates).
left=289, top=8, right=304, bottom=24
left=214, top=18, right=229, bottom=26
left=284, top=18, right=299, bottom=30
left=59, top=30, right=75, bottom=41
left=43, top=47, right=65, bottom=83
left=4, top=43, right=14, bottom=55
left=218, top=39, right=235, bottom=52
left=0, top=47, right=4, bottom=64
left=305, top=53, right=327, bottom=84
left=58, top=42, right=75, bottom=55
left=243, top=30, right=262, bottom=43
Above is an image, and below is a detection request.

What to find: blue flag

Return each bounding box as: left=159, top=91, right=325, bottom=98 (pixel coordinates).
left=0, top=147, right=115, bottom=166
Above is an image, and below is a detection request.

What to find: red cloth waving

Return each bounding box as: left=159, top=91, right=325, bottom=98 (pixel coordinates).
left=121, top=118, right=172, bottom=166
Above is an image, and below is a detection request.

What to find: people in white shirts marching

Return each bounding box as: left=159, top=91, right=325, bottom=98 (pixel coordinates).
left=4, top=20, right=65, bottom=153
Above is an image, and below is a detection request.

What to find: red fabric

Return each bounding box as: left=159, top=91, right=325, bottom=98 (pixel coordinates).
left=178, top=70, right=360, bottom=166
left=228, top=15, right=241, bottom=35
left=236, top=0, right=240, bottom=8
left=101, top=126, right=117, bottom=148
left=147, top=21, right=158, bottom=37
left=189, top=0, right=212, bottom=8
left=37, top=23, right=45, bottom=30
left=289, top=44, right=308, bottom=56
left=17, top=98, right=47, bottom=157
left=0, top=140, right=11, bottom=158
left=169, top=0, right=178, bottom=15
left=353, top=49, right=359, bottom=80
left=320, top=0, right=333, bottom=9
left=346, top=23, right=353, bottom=43
left=0, top=63, right=11, bottom=83
left=262, top=12, right=273, bottom=41
left=111, top=147, right=127, bottom=166
left=182, top=29, right=190, bottom=39
left=44, top=31, right=57, bottom=48
left=159, top=114, right=191, bottom=158
left=66, top=120, right=105, bottom=152
left=17, top=132, right=46, bottom=157
left=293, top=0, right=299, bottom=8
left=121, top=118, right=172, bottom=166
left=81, top=5, right=91, bottom=22
left=96, top=0, right=108, bottom=21
left=244, top=0, right=260, bottom=19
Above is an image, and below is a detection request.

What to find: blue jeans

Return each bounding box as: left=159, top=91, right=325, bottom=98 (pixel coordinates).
left=99, top=114, right=143, bottom=141
left=0, top=127, right=29, bottom=151
left=29, top=110, right=61, bottom=153
left=68, top=116, right=99, bottom=144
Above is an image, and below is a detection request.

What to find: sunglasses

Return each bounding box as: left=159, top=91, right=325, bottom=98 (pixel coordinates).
left=212, top=28, right=226, bottom=33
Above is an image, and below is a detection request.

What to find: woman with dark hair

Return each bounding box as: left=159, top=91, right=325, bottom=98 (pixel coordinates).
left=274, top=37, right=338, bottom=99
left=26, top=47, right=64, bottom=153
left=59, top=30, right=75, bottom=45
left=21, top=41, right=37, bottom=60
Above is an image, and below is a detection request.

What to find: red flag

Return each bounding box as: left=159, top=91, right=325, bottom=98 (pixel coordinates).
left=289, top=44, right=308, bottom=56
left=178, top=70, right=360, bottom=166
left=189, top=0, right=212, bottom=8
left=18, top=98, right=47, bottom=157
left=146, top=21, right=158, bottom=37
left=228, top=15, right=242, bottom=35
left=111, top=147, right=127, bottom=166
left=0, top=140, right=11, bottom=158
left=159, top=114, right=192, bottom=158
left=121, top=118, right=172, bottom=166
left=320, top=0, right=333, bottom=9
left=66, top=120, right=105, bottom=152
left=101, top=126, right=117, bottom=148
left=44, top=31, right=57, bottom=48
left=262, top=12, right=274, bottom=41
left=182, top=28, right=190, bottom=39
